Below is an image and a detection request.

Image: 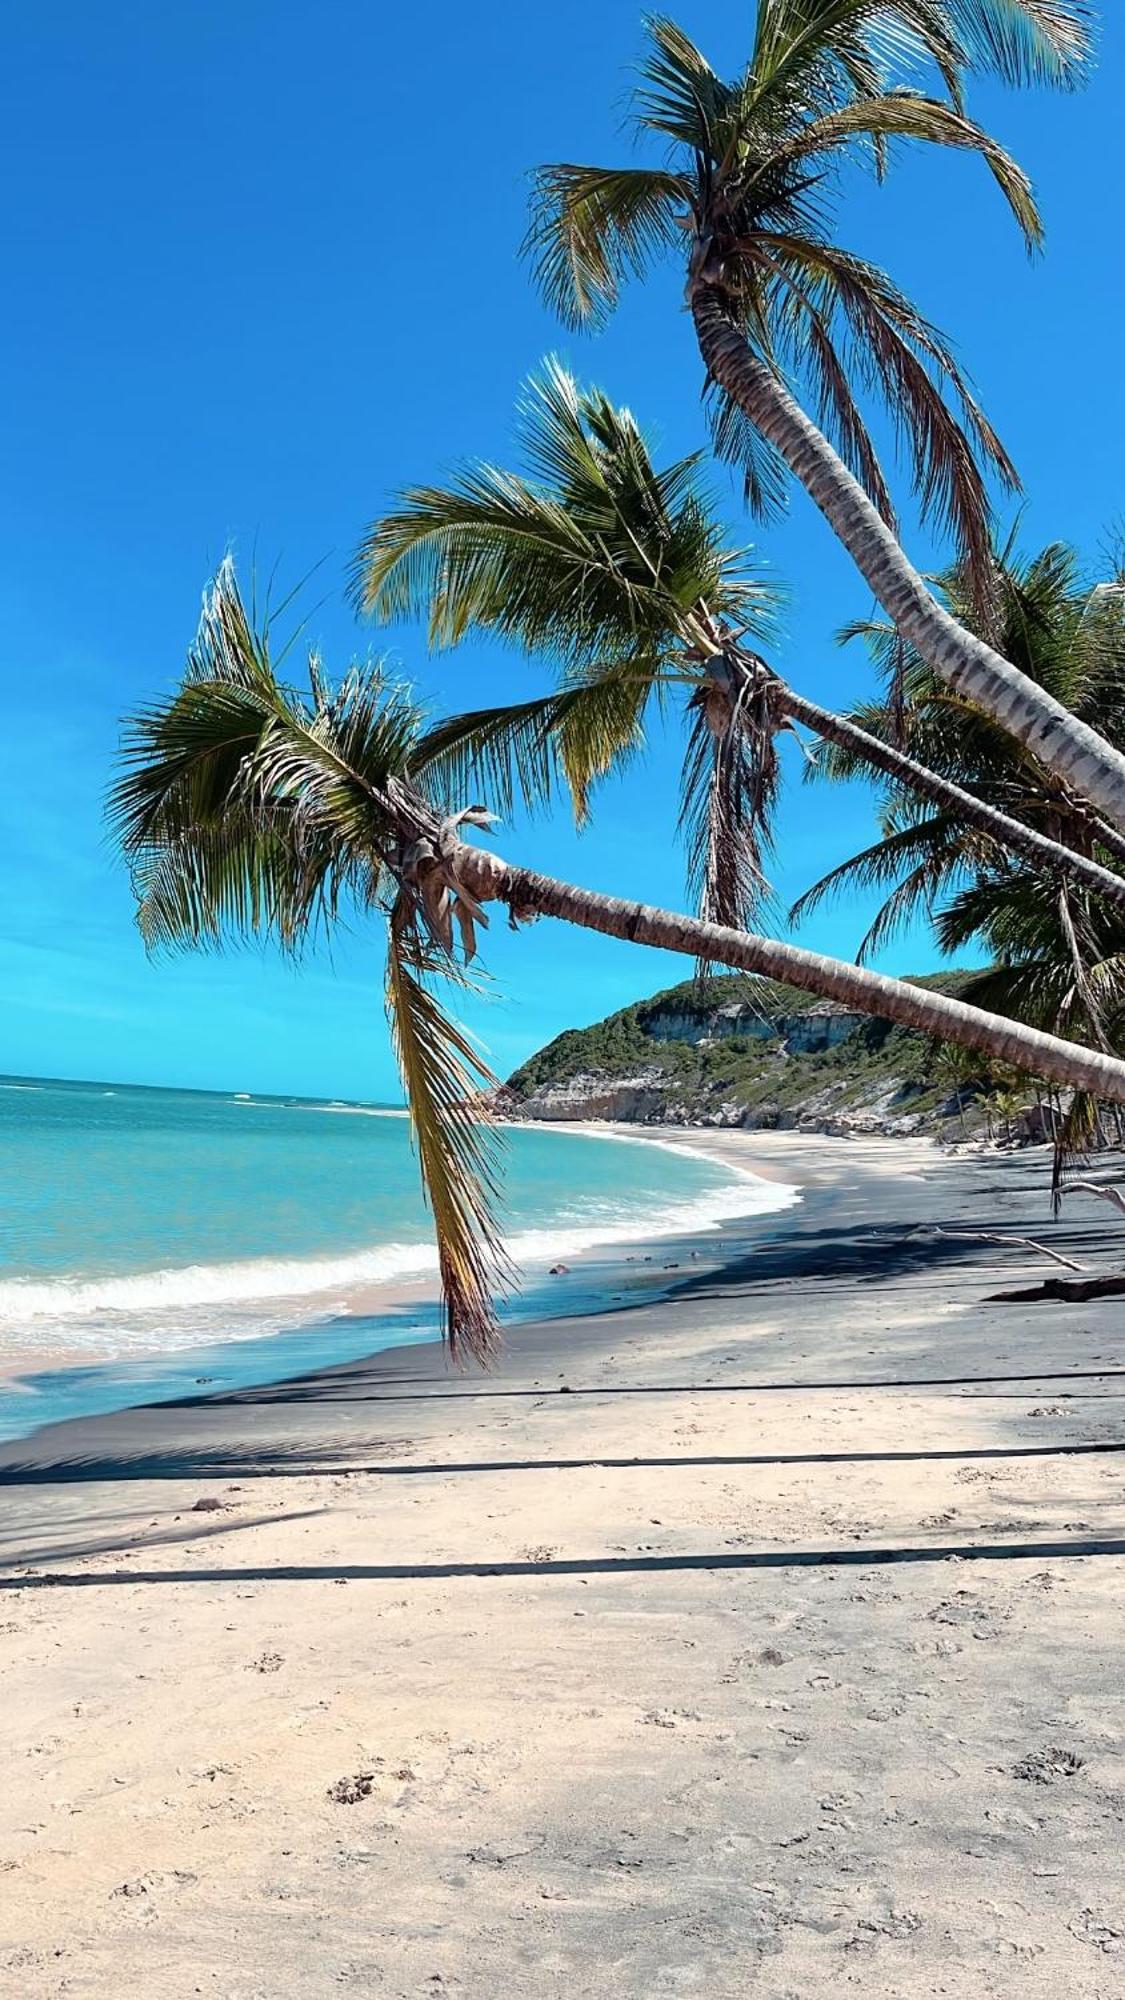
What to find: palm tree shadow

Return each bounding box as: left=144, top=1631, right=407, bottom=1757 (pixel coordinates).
left=0, top=1507, right=323, bottom=1573
left=5, top=1534, right=1125, bottom=1591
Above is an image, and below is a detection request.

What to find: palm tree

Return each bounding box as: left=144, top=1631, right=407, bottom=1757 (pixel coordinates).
left=794, top=534, right=1125, bottom=1189
left=355, top=361, right=1125, bottom=925
left=115, top=560, right=1125, bottom=1363
left=793, top=535, right=1125, bottom=983
left=524, top=7, right=1125, bottom=831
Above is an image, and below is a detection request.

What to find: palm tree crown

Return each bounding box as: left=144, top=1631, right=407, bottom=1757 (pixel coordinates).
left=526, top=7, right=1088, bottom=596
left=111, top=562, right=515, bottom=1365
left=521, top=6, right=1125, bottom=833
left=357, top=359, right=786, bottom=930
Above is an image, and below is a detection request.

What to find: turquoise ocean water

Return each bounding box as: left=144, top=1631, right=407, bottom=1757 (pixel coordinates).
left=0, top=1075, right=796, bottom=1441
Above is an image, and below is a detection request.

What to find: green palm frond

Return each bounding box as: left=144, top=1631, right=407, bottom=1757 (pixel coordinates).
left=356, top=359, right=772, bottom=665
left=385, top=912, right=512, bottom=1367
left=761, top=231, right=1019, bottom=607
left=946, top=0, right=1094, bottom=88
left=789, top=812, right=970, bottom=943
left=770, top=92, right=1042, bottom=247
left=129, top=818, right=353, bottom=959
left=748, top=1, right=935, bottom=108
left=709, top=389, right=792, bottom=519
left=748, top=1, right=1091, bottom=97
left=412, top=676, right=652, bottom=827
left=635, top=16, right=741, bottom=155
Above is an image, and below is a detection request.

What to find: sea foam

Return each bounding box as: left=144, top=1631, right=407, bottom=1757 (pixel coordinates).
left=0, top=1143, right=797, bottom=1356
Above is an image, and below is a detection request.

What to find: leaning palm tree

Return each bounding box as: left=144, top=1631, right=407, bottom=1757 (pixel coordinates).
left=356, top=361, right=1125, bottom=927
left=525, top=7, right=1125, bottom=830
left=115, top=560, right=1125, bottom=1363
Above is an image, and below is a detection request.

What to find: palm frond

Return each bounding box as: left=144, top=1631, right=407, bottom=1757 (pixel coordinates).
left=748, top=0, right=1090, bottom=100
left=385, top=911, right=513, bottom=1366
left=773, top=91, right=1042, bottom=248
left=523, top=163, right=688, bottom=329
left=708, top=385, right=793, bottom=520
left=789, top=812, right=968, bottom=937
left=411, top=675, right=653, bottom=827
left=748, top=0, right=944, bottom=109
left=634, top=17, right=738, bottom=156
left=129, top=817, right=352, bottom=959
left=947, top=0, right=1094, bottom=89
left=356, top=359, right=777, bottom=666
left=762, top=233, right=1018, bottom=608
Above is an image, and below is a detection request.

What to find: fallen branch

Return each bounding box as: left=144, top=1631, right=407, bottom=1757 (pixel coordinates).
left=1067, top=1181, right=1125, bottom=1219
left=987, top=1274, right=1125, bottom=1305
left=921, top=1227, right=1088, bottom=1274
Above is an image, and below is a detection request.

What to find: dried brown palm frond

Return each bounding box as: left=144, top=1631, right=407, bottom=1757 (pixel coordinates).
left=679, top=656, right=782, bottom=961
left=1051, top=1088, right=1102, bottom=1217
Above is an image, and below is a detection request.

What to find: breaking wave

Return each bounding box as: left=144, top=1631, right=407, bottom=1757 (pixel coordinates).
left=0, top=1144, right=797, bottom=1357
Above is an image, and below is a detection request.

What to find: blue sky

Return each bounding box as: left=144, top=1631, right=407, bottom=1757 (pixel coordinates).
left=1, top=2, right=1121, bottom=1099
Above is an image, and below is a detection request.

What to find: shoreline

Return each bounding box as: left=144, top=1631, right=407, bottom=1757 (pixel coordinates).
left=0, top=1122, right=803, bottom=1445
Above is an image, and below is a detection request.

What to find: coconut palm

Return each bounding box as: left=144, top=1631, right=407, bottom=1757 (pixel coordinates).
left=355, top=361, right=1125, bottom=924
left=793, top=535, right=1125, bottom=975
left=114, top=560, right=1125, bottom=1364
left=793, top=533, right=1125, bottom=1187
left=524, top=7, right=1125, bottom=830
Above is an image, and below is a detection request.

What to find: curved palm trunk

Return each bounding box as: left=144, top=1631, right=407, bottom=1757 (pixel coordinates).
left=691, top=289, right=1125, bottom=835
left=771, top=678, right=1125, bottom=912
left=446, top=836, right=1125, bottom=1104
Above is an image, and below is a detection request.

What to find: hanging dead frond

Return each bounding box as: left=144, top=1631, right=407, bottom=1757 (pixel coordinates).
left=398, top=808, right=500, bottom=965
left=678, top=652, right=781, bottom=966
left=1051, top=1088, right=1101, bottom=1217
left=385, top=903, right=513, bottom=1366
left=1057, top=883, right=1112, bottom=1052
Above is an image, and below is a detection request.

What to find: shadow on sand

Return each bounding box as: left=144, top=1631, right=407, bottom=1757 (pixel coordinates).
left=5, top=1535, right=1125, bottom=1590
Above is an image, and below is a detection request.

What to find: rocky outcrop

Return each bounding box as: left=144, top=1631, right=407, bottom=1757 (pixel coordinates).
left=507, top=1068, right=933, bottom=1137
left=502, top=1070, right=673, bottom=1124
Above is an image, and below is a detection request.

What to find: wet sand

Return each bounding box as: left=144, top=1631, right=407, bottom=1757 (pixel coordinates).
left=2, top=1132, right=1125, bottom=1996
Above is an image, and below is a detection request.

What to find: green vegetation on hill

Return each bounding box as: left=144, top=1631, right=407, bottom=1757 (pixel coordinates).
left=507, top=970, right=993, bottom=1132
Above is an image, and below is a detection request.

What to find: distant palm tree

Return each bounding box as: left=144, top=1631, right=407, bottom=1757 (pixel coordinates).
left=524, top=7, right=1125, bottom=829
left=794, top=534, right=1125, bottom=1190
left=114, top=561, right=1125, bottom=1361
left=792, top=535, right=1125, bottom=1029
left=356, top=361, right=1125, bottom=927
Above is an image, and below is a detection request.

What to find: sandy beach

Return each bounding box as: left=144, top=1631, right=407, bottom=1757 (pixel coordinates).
left=3, top=1129, right=1125, bottom=1997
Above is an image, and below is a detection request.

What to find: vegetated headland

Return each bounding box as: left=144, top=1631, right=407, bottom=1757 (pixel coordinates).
left=496, top=971, right=1061, bottom=1142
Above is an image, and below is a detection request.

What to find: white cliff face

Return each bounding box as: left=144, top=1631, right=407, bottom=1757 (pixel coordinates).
left=640, top=1002, right=868, bottom=1055
left=504, top=1065, right=934, bottom=1138
left=506, top=1070, right=673, bottom=1124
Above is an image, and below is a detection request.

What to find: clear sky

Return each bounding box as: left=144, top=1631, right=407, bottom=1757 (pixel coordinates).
left=1, top=3, right=1121, bottom=1099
